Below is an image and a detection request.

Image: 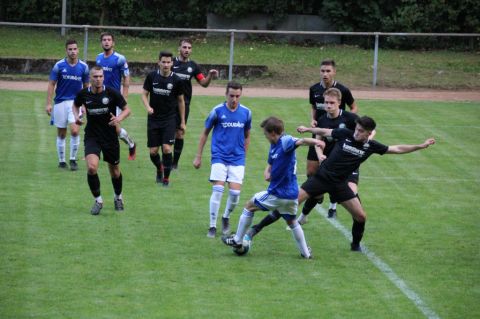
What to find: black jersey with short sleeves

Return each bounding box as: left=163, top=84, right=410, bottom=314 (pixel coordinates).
left=74, top=86, right=126, bottom=142
left=309, top=81, right=355, bottom=121
left=317, top=128, right=388, bottom=183
left=317, top=110, right=359, bottom=156
left=172, top=57, right=203, bottom=105
left=143, top=71, right=184, bottom=126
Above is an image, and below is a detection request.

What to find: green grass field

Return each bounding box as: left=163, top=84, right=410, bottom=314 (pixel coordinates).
left=1, top=89, right=479, bottom=318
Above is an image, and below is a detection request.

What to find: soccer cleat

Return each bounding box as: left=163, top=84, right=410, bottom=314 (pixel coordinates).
left=156, top=172, right=163, bottom=184
left=350, top=242, right=362, bottom=252
left=69, top=160, right=78, bottom=171
left=114, top=198, right=124, bottom=211
left=221, top=235, right=242, bottom=249
left=58, top=162, right=68, bottom=169
left=162, top=178, right=169, bottom=187
left=301, top=246, right=313, bottom=259
left=207, top=227, right=216, bottom=238
left=327, top=208, right=337, bottom=218
left=90, top=201, right=103, bottom=215
left=128, top=143, right=136, bottom=160
left=221, top=217, right=230, bottom=235
left=246, top=227, right=258, bottom=238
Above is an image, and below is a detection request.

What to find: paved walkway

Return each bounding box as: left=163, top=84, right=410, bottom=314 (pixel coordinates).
left=1, top=80, right=479, bottom=101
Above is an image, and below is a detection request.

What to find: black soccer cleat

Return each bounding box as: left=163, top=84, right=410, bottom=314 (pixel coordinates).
left=69, top=160, right=78, bottom=171
left=58, top=162, right=68, bottom=169
left=221, top=235, right=242, bottom=249
left=162, top=178, right=169, bottom=187
left=206, top=227, right=216, bottom=238
left=327, top=208, right=337, bottom=218
left=114, top=198, right=124, bottom=211
left=301, top=246, right=313, bottom=259
left=350, top=242, right=362, bottom=252
left=90, top=201, right=103, bottom=215
left=221, top=217, right=230, bottom=235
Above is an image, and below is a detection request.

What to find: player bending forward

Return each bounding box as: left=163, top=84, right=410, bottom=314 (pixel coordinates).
left=222, top=116, right=322, bottom=259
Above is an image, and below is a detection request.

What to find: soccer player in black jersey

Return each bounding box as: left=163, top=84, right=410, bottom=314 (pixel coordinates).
left=296, top=116, right=435, bottom=251
left=172, top=39, right=219, bottom=169
left=307, top=59, right=358, bottom=217
left=246, top=116, right=434, bottom=252
left=72, top=66, right=131, bottom=215
left=142, top=51, right=186, bottom=187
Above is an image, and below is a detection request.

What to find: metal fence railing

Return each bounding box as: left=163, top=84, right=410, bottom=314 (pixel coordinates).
left=1, top=21, right=479, bottom=87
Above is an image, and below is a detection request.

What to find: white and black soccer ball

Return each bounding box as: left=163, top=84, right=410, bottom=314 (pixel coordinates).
left=233, top=234, right=252, bottom=256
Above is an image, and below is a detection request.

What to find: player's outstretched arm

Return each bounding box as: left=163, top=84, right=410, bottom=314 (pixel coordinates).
left=297, top=125, right=332, bottom=137
left=386, top=138, right=436, bottom=154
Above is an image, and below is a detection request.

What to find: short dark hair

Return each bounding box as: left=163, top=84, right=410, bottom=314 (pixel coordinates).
left=179, top=38, right=192, bottom=46
left=321, top=59, right=336, bottom=68
left=100, top=32, right=114, bottom=41
left=90, top=65, right=103, bottom=74
left=260, top=116, right=284, bottom=135
left=323, top=87, right=342, bottom=101
left=159, top=51, right=173, bottom=60
left=356, top=116, right=376, bottom=131
left=65, top=39, right=77, bottom=48
left=226, top=81, right=242, bottom=93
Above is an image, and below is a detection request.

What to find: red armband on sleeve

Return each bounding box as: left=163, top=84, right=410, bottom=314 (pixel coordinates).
left=196, top=73, right=205, bottom=81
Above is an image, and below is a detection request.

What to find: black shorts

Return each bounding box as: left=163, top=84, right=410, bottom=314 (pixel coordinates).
left=148, top=120, right=176, bottom=147
left=301, top=170, right=356, bottom=204
left=176, top=102, right=191, bottom=128
left=84, top=137, right=120, bottom=165
left=307, top=145, right=319, bottom=161
left=347, top=169, right=360, bottom=184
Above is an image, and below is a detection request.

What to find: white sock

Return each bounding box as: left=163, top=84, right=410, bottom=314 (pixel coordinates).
left=56, top=137, right=66, bottom=163
left=209, top=185, right=224, bottom=228
left=290, top=222, right=311, bottom=258
left=297, top=213, right=307, bottom=224
left=329, top=202, right=337, bottom=210
left=119, top=128, right=135, bottom=148
left=70, top=135, right=80, bottom=160
left=223, top=189, right=240, bottom=219
left=95, top=195, right=103, bottom=204
left=234, top=208, right=254, bottom=243
left=114, top=193, right=122, bottom=200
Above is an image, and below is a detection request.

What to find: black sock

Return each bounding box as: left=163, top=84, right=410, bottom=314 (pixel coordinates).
left=252, top=210, right=281, bottom=233
left=87, top=173, right=101, bottom=198
left=173, top=138, right=184, bottom=166
left=111, top=174, right=122, bottom=196
left=302, top=197, right=318, bottom=215
left=150, top=153, right=162, bottom=172
left=162, top=152, right=173, bottom=179
left=352, top=219, right=365, bottom=246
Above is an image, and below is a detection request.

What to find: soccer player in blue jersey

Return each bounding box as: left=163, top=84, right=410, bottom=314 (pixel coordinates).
left=46, top=39, right=89, bottom=170
left=172, top=39, right=219, bottom=169
left=142, top=51, right=186, bottom=187
left=222, top=116, right=322, bottom=259
left=96, top=32, right=136, bottom=160
left=193, top=82, right=251, bottom=238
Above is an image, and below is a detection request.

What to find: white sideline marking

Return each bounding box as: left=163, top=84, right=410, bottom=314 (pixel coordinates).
left=316, top=206, right=441, bottom=319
